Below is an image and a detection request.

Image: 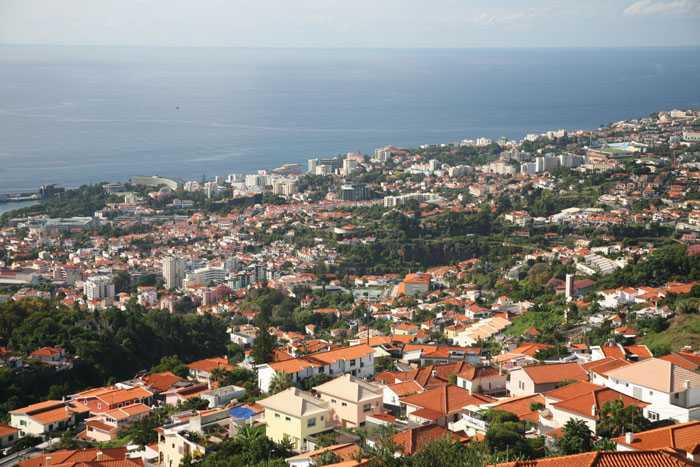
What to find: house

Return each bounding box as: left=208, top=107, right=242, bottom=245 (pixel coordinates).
left=391, top=322, right=419, bottom=336
left=71, top=386, right=153, bottom=414
left=612, top=420, right=700, bottom=462
left=455, top=364, right=507, bottom=396
left=507, top=362, right=588, bottom=397
left=603, top=358, right=700, bottom=423
left=389, top=423, right=468, bottom=455
left=257, top=344, right=375, bottom=393
left=157, top=409, right=230, bottom=467
left=185, top=357, right=233, bottom=382
left=29, top=346, right=66, bottom=363
left=401, top=344, right=482, bottom=366
left=0, top=423, right=19, bottom=449
left=258, top=387, right=330, bottom=452
left=375, top=361, right=476, bottom=389
left=135, top=371, right=192, bottom=396
left=547, top=384, right=648, bottom=435
left=397, top=273, right=431, bottom=296
left=590, top=341, right=653, bottom=362
left=286, top=443, right=360, bottom=467
left=382, top=381, right=424, bottom=410
left=314, top=374, right=384, bottom=428
left=491, top=449, right=698, bottom=466
left=10, top=400, right=90, bottom=438
left=457, top=394, right=545, bottom=435
left=229, top=331, right=255, bottom=347
left=658, top=351, right=700, bottom=371
left=29, top=346, right=72, bottom=370
left=400, top=384, right=494, bottom=427
left=18, top=448, right=143, bottom=467
left=82, top=403, right=151, bottom=442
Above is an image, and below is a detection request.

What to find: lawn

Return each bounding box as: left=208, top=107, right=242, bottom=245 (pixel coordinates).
left=643, top=313, right=700, bottom=353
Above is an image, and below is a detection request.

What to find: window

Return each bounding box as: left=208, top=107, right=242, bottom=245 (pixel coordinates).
left=331, top=399, right=337, bottom=404
left=341, top=402, right=347, bottom=407
left=285, top=416, right=291, bottom=422
left=118, top=403, right=123, bottom=408
left=648, top=411, right=659, bottom=421
left=350, top=360, right=356, bottom=366
left=20, top=420, right=26, bottom=426
left=275, top=413, right=280, bottom=419
left=649, top=390, right=653, bottom=396
left=307, top=417, right=316, bottom=427
left=363, top=403, right=371, bottom=413
left=8, top=435, right=13, bottom=441
left=97, top=403, right=102, bottom=409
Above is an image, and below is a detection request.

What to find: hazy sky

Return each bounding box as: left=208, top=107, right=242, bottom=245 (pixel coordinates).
left=1, top=0, right=699, bottom=48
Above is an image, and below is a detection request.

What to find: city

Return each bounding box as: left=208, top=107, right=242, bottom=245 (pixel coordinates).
left=1, top=108, right=700, bottom=466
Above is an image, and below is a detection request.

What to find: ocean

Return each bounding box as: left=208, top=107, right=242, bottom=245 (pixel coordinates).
left=0, top=46, right=699, bottom=195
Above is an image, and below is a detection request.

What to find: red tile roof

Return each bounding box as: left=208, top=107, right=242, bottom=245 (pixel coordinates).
left=401, top=384, right=493, bottom=416
left=521, top=362, right=588, bottom=385
left=494, top=449, right=698, bottom=466
left=390, top=423, right=466, bottom=455
left=612, top=420, right=700, bottom=452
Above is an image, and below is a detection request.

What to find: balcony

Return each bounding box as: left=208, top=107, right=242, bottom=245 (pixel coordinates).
left=462, top=411, right=489, bottom=430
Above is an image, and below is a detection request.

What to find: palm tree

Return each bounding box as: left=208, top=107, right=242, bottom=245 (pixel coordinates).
left=268, top=370, right=294, bottom=395
left=209, top=367, right=225, bottom=385
left=235, top=424, right=264, bottom=451
left=596, top=398, right=649, bottom=438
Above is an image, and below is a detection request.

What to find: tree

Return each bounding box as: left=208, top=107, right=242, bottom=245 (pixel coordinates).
left=113, top=270, right=132, bottom=295
left=11, top=434, right=41, bottom=453
left=374, top=356, right=394, bottom=374
left=596, top=399, right=649, bottom=438
left=178, top=397, right=210, bottom=412
left=128, top=410, right=167, bottom=447
left=251, top=308, right=275, bottom=364
left=313, top=450, right=341, bottom=466
left=268, top=370, right=294, bottom=395
left=151, top=355, right=189, bottom=378
left=557, top=418, right=593, bottom=455
left=235, top=424, right=264, bottom=452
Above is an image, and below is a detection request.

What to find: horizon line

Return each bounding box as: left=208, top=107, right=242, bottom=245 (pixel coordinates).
left=2, top=43, right=700, bottom=50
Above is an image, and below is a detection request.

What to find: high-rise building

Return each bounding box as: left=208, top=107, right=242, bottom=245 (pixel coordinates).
left=163, top=256, right=184, bottom=290
left=339, top=184, right=370, bottom=201
left=84, top=276, right=115, bottom=301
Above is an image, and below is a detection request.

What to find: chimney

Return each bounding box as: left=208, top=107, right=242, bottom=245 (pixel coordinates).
left=591, top=405, right=596, bottom=416
left=46, top=457, right=52, bottom=466
left=625, top=432, right=634, bottom=444
left=685, top=380, right=691, bottom=390
left=96, top=452, right=104, bottom=461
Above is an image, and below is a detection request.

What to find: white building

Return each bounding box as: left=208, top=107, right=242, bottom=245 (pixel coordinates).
left=163, top=256, right=184, bottom=290
left=84, top=276, right=115, bottom=301
left=603, top=358, right=700, bottom=423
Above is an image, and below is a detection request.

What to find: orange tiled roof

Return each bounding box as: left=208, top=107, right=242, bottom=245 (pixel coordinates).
left=521, top=362, right=587, bottom=385
left=390, top=423, right=466, bottom=455
left=494, top=449, right=697, bottom=466
left=612, top=420, right=700, bottom=452
left=18, top=447, right=141, bottom=467
left=551, top=387, right=648, bottom=419
left=401, top=384, right=493, bottom=416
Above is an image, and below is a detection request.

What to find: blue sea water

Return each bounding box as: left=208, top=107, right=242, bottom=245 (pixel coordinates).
left=0, top=46, right=699, bottom=195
